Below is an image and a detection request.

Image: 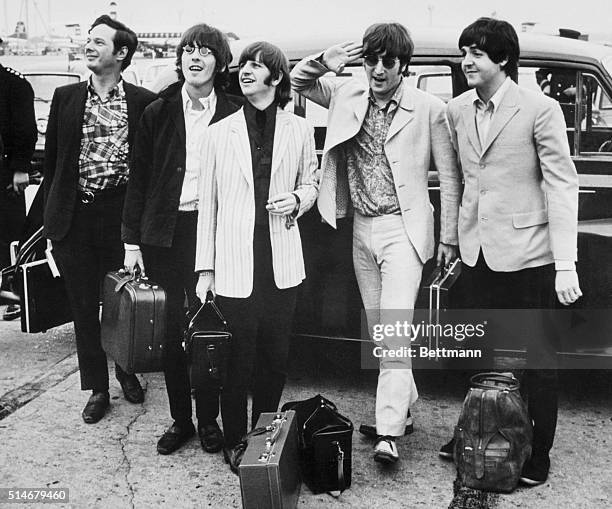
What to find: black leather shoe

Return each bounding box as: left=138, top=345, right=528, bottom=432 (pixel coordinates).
left=519, top=453, right=550, bottom=486
left=2, top=304, right=20, bottom=321
left=198, top=422, right=224, bottom=453
left=82, top=391, right=110, bottom=424
left=439, top=438, right=455, bottom=459
left=156, top=421, right=196, bottom=455
left=116, top=372, right=144, bottom=404
left=223, top=442, right=247, bottom=474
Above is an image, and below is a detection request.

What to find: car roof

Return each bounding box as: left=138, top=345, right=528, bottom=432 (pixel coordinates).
left=227, top=27, right=612, bottom=68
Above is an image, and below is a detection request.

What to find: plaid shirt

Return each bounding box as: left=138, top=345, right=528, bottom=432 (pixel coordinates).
left=345, top=82, right=403, bottom=216
left=78, top=79, right=129, bottom=192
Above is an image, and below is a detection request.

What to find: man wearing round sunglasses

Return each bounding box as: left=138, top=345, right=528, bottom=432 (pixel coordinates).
left=292, top=22, right=460, bottom=464
left=122, top=23, right=241, bottom=455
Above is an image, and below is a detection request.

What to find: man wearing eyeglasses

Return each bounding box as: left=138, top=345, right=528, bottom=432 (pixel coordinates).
left=122, top=23, right=241, bottom=455
left=291, top=22, right=460, bottom=464
left=43, top=15, right=156, bottom=425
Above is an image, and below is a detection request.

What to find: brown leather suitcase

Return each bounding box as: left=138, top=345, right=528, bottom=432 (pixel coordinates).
left=101, top=270, right=167, bottom=374
left=239, top=411, right=301, bottom=509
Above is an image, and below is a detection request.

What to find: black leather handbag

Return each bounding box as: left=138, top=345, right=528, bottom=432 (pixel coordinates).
left=184, top=297, right=231, bottom=390
left=281, top=394, right=353, bottom=494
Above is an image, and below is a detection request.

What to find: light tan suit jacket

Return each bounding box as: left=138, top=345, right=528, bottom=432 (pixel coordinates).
left=291, top=55, right=461, bottom=264
left=447, top=81, right=579, bottom=271
left=195, top=107, right=319, bottom=298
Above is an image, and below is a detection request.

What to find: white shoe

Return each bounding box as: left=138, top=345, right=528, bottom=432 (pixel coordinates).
left=374, top=436, right=399, bottom=464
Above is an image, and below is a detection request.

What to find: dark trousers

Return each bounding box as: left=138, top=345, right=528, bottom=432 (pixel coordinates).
left=217, top=225, right=298, bottom=447
left=52, top=190, right=127, bottom=391
left=143, top=211, right=219, bottom=426
left=462, top=252, right=559, bottom=457
left=0, top=180, right=26, bottom=269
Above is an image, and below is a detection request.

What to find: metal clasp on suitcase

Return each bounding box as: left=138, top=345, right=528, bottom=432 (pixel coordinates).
left=258, top=413, right=287, bottom=463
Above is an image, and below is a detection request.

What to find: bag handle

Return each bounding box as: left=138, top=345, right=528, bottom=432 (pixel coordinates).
left=470, top=372, right=520, bottom=391
left=187, top=292, right=227, bottom=331
left=334, top=440, right=346, bottom=494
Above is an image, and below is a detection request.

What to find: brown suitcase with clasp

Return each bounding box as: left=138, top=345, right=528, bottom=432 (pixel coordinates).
left=101, top=269, right=167, bottom=374
left=239, top=411, right=301, bottom=509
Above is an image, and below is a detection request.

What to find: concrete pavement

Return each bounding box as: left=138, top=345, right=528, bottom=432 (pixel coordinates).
left=0, top=331, right=610, bottom=508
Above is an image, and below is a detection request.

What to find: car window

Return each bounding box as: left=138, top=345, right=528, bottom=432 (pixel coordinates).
left=411, top=65, right=453, bottom=103
left=579, top=73, right=612, bottom=153
left=520, top=67, right=579, bottom=154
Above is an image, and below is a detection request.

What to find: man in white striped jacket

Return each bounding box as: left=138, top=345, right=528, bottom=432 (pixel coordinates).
left=195, top=41, right=318, bottom=473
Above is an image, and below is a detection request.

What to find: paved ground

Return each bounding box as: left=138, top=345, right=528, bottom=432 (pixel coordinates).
left=0, top=316, right=610, bottom=508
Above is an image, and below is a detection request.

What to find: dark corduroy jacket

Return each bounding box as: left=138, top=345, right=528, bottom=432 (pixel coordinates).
left=122, top=81, right=242, bottom=247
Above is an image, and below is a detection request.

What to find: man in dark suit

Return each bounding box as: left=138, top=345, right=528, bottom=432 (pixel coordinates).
left=43, top=15, right=156, bottom=424
left=0, top=58, right=37, bottom=320
left=122, top=23, right=241, bottom=455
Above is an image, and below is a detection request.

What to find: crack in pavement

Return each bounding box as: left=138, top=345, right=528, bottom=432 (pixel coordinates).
left=118, top=378, right=149, bottom=509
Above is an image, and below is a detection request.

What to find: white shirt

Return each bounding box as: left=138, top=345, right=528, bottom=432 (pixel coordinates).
left=179, top=84, right=217, bottom=210
left=472, top=77, right=512, bottom=149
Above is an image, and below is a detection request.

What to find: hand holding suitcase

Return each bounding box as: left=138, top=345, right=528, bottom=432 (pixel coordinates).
left=101, top=269, right=167, bottom=374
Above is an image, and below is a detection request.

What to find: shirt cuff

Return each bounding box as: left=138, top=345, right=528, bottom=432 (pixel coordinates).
left=555, top=260, right=576, bottom=271
left=124, top=243, right=140, bottom=251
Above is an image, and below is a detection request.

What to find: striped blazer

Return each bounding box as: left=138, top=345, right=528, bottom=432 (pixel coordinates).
left=195, top=106, right=319, bottom=298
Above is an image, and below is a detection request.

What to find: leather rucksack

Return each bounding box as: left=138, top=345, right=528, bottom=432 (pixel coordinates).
left=454, top=372, right=533, bottom=493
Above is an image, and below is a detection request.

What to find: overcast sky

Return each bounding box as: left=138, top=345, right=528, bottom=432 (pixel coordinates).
left=3, top=0, right=612, bottom=39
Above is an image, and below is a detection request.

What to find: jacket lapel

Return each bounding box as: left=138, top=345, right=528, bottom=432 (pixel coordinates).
left=271, top=109, right=290, bottom=177
left=168, top=93, right=186, bottom=147
left=124, top=82, right=140, bottom=149
left=386, top=84, right=414, bottom=143
left=460, top=100, right=481, bottom=155
left=480, top=82, right=520, bottom=156
left=65, top=82, right=88, bottom=162
left=211, top=91, right=233, bottom=124
left=230, top=109, right=253, bottom=187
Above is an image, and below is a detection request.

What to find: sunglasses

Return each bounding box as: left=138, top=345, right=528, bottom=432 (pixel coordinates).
left=182, top=45, right=213, bottom=57
left=363, top=54, right=399, bottom=69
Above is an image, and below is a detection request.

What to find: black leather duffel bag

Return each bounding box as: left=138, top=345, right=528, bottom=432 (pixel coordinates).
left=281, top=394, right=353, bottom=494
left=184, top=297, right=231, bottom=390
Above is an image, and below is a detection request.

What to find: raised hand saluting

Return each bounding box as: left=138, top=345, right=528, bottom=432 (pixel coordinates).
left=322, top=41, right=363, bottom=74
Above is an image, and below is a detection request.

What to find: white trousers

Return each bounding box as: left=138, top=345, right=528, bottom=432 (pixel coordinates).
left=353, top=212, right=422, bottom=436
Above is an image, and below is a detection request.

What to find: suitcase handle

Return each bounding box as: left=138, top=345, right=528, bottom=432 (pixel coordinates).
left=113, top=268, right=149, bottom=293
left=253, top=414, right=287, bottom=462
left=265, top=414, right=286, bottom=451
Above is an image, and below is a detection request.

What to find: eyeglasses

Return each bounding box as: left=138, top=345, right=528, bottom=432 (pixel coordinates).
left=182, top=45, right=213, bottom=57
left=363, top=54, right=399, bottom=69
